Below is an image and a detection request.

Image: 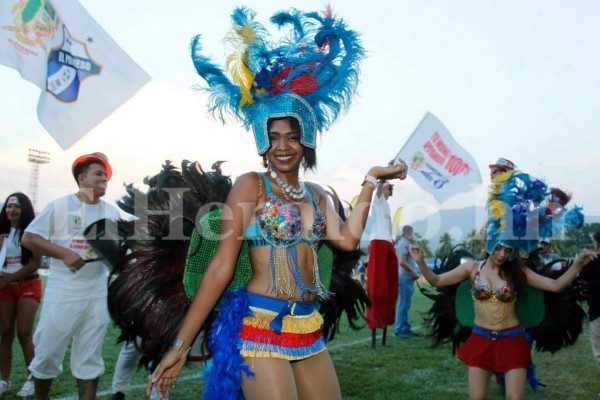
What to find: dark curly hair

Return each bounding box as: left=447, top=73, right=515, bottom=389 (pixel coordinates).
left=0, top=192, right=35, bottom=265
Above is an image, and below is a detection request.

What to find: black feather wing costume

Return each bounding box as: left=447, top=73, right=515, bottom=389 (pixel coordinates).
left=86, top=160, right=370, bottom=367
left=420, top=245, right=586, bottom=355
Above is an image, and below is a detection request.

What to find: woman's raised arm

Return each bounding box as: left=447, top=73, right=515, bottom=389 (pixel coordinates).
left=323, top=163, right=407, bottom=252
left=409, top=244, right=474, bottom=287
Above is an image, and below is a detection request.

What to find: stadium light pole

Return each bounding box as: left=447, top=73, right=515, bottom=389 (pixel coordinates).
left=27, top=148, right=51, bottom=209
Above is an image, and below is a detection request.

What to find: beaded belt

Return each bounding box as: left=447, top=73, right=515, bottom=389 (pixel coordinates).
left=7, top=273, right=40, bottom=285
left=246, top=292, right=315, bottom=334
left=472, top=325, right=524, bottom=341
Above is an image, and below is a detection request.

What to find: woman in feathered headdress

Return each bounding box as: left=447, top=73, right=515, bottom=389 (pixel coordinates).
left=148, top=7, right=407, bottom=399
left=408, top=170, right=596, bottom=400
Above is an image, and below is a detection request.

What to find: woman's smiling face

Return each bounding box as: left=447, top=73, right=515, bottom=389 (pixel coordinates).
left=6, top=201, right=22, bottom=227
left=266, top=118, right=305, bottom=175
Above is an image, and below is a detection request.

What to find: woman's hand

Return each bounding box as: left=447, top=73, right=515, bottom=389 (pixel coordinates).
left=408, top=244, right=425, bottom=264
left=574, top=248, right=598, bottom=269
left=369, top=159, right=408, bottom=181
left=147, top=348, right=187, bottom=399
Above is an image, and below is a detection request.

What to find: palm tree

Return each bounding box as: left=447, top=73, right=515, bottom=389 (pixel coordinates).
left=436, top=232, right=454, bottom=258
left=413, top=233, right=434, bottom=258
left=465, top=229, right=485, bottom=259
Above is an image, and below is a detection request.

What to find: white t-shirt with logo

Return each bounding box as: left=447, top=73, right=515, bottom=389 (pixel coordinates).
left=1, top=228, right=23, bottom=274
left=25, top=194, right=120, bottom=302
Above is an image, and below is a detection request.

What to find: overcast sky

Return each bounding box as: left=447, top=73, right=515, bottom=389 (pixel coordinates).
left=2, top=0, right=599, bottom=231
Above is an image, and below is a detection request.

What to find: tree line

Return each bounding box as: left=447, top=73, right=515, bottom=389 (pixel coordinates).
left=412, top=222, right=600, bottom=260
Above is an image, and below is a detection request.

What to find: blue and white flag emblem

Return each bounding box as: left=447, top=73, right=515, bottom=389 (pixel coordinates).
left=47, top=26, right=101, bottom=102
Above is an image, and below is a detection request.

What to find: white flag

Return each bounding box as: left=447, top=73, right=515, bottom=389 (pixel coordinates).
left=394, top=112, right=482, bottom=203
left=0, top=0, right=150, bottom=149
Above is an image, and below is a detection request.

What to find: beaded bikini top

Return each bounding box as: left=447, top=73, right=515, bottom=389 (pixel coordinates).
left=244, top=173, right=329, bottom=300
left=245, top=175, right=326, bottom=247
left=471, top=262, right=516, bottom=303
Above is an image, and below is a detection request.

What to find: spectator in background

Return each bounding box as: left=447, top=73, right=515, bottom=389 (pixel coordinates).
left=0, top=193, right=40, bottom=397
left=489, top=158, right=515, bottom=179
left=538, top=239, right=560, bottom=265
left=579, top=231, right=600, bottom=379
left=480, top=158, right=516, bottom=237
left=394, top=225, right=421, bottom=338
left=366, top=180, right=399, bottom=333
left=111, top=340, right=162, bottom=400
left=22, top=152, right=121, bottom=400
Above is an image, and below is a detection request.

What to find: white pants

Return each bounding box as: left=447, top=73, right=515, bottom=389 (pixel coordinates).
left=112, top=341, right=140, bottom=394
left=590, top=317, right=600, bottom=367
left=29, top=298, right=109, bottom=380
left=112, top=340, right=163, bottom=400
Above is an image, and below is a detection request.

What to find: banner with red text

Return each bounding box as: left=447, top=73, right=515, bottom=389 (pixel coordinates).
left=393, top=112, right=481, bottom=203
left=0, top=0, right=150, bottom=149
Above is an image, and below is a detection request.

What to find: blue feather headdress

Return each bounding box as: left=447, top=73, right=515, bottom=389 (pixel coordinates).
left=190, top=6, right=365, bottom=155
left=486, top=170, right=584, bottom=256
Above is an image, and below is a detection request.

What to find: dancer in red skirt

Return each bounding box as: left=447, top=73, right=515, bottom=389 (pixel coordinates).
left=409, top=242, right=595, bottom=399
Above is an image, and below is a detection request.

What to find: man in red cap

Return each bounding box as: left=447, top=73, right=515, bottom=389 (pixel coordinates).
left=480, top=157, right=516, bottom=237
left=22, top=152, right=120, bottom=400
left=488, top=157, right=515, bottom=179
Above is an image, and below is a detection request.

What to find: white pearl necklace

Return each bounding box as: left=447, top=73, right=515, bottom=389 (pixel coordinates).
left=270, top=170, right=306, bottom=201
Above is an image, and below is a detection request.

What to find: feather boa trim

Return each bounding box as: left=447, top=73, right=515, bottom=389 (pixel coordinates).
left=202, top=289, right=253, bottom=400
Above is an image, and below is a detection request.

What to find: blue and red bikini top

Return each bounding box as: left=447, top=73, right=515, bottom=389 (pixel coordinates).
left=471, top=262, right=516, bottom=303
left=243, top=173, right=329, bottom=300
left=244, top=173, right=327, bottom=248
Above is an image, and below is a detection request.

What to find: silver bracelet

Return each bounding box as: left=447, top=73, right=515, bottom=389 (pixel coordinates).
left=362, top=174, right=378, bottom=187
left=171, top=338, right=185, bottom=351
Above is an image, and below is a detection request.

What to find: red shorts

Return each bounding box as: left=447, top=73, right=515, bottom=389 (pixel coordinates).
left=457, top=327, right=531, bottom=372
left=0, top=277, right=42, bottom=302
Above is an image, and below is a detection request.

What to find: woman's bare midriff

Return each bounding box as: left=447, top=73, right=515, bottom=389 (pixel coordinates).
left=246, top=243, right=319, bottom=302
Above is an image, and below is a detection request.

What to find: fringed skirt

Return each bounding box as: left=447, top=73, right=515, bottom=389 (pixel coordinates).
left=203, top=289, right=327, bottom=400
left=239, top=292, right=327, bottom=360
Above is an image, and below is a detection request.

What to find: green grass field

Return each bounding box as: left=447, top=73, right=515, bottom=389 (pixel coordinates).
left=7, top=278, right=600, bottom=399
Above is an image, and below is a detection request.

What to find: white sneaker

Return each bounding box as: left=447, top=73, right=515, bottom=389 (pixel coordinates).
left=0, top=380, right=10, bottom=396
left=17, top=379, right=34, bottom=397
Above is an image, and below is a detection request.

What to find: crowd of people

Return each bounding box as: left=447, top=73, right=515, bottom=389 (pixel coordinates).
left=1, top=155, right=598, bottom=399
left=1, top=6, right=599, bottom=400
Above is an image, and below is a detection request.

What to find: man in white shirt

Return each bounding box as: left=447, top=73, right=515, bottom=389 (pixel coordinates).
left=22, top=152, right=120, bottom=400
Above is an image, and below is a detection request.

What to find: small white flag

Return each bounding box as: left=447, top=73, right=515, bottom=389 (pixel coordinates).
left=394, top=112, right=482, bottom=203
left=0, top=0, right=150, bottom=149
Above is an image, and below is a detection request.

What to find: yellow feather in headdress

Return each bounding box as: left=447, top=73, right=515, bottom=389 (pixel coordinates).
left=490, top=170, right=512, bottom=195
left=489, top=199, right=507, bottom=219
left=226, top=25, right=257, bottom=107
